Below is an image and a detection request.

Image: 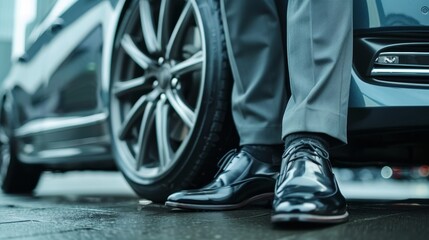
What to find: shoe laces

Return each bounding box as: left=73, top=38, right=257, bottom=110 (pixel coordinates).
left=280, top=140, right=330, bottom=175
left=214, top=149, right=238, bottom=178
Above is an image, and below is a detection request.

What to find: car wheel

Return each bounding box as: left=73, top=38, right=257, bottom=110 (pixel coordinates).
left=0, top=97, right=41, bottom=193
left=109, top=0, right=234, bottom=202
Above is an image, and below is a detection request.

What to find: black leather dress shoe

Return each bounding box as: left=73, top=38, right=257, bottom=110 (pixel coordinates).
left=272, top=140, right=348, bottom=224
left=165, top=149, right=279, bottom=210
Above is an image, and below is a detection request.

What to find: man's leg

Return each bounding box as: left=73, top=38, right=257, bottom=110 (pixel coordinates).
left=165, top=0, right=287, bottom=210
left=272, top=0, right=353, bottom=223
left=283, top=0, right=353, bottom=143
left=222, top=0, right=287, bottom=147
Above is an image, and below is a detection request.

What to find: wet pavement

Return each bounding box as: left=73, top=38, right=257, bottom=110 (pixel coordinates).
left=1, top=172, right=429, bottom=240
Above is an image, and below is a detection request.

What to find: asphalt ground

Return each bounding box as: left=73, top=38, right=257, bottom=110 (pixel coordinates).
left=1, top=172, right=429, bottom=240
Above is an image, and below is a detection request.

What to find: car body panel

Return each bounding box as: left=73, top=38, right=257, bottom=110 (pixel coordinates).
left=355, top=0, right=429, bottom=29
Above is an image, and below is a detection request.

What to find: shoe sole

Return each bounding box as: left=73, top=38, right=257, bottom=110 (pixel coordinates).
left=165, top=193, right=273, bottom=211
left=271, top=211, right=349, bottom=224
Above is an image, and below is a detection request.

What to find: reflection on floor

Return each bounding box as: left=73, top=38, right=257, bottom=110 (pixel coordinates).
left=335, top=167, right=429, bottom=200
left=35, top=169, right=429, bottom=200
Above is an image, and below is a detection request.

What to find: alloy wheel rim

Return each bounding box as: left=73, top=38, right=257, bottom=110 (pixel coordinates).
left=110, top=0, right=206, bottom=183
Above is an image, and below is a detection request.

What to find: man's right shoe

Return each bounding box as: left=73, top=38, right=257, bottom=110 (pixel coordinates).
left=272, top=139, right=348, bottom=224
left=165, top=149, right=279, bottom=210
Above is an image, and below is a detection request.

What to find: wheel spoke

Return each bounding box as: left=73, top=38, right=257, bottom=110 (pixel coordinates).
left=118, top=95, right=148, bottom=140
left=119, top=90, right=161, bottom=139
left=155, top=97, right=173, bottom=170
left=0, top=127, right=8, bottom=145
left=121, top=34, right=155, bottom=69
left=166, top=1, right=192, bottom=58
left=135, top=101, right=156, bottom=170
left=157, top=0, right=170, bottom=49
left=170, top=50, right=203, bottom=76
left=139, top=0, right=161, bottom=54
left=165, top=90, right=195, bottom=128
left=113, top=76, right=148, bottom=97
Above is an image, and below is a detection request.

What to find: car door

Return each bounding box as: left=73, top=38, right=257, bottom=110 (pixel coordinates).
left=42, top=0, right=107, bottom=118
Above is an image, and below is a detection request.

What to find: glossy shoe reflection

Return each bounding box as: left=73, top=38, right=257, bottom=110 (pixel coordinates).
left=165, top=149, right=279, bottom=210
left=272, top=140, right=348, bottom=224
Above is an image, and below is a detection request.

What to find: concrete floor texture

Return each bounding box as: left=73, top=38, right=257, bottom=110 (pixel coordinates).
left=1, top=172, right=429, bottom=240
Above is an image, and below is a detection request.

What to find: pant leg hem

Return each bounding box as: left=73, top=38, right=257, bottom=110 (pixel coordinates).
left=282, top=107, right=348, bottom=145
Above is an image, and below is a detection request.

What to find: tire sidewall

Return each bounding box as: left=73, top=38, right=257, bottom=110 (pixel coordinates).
left=0, top=95, right=41, bottom=193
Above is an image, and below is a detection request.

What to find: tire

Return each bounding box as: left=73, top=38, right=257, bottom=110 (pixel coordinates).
left=0, top=97, right=42, bottom=193
left=108, top=0, right=235, bottom=202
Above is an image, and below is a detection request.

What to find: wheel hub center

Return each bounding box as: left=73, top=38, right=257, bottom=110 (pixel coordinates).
left=157, top=65, right=172, bottom=90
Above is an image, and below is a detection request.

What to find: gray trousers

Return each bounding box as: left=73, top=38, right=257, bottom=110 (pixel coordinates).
left=220, top=0, right=353, bottom=146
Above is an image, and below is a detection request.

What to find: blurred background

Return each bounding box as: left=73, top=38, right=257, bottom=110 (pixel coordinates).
left=32, top=165, right=429, bottom=200
left=0, top=1, right=15, bottom=82
left=1, top=0, right=56, bottom=81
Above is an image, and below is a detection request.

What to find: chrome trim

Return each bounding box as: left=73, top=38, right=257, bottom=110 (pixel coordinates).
left=371, top=68, right=429, bottom=77
left=21, top=136, right=111, bottom=155
left=379, top=52, right=429, bottom=57
left=15, top=112, right=108, bottom=137
left=18, top=150, right=112, bottom=165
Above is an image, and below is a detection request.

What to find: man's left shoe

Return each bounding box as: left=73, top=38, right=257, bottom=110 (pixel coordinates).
left=271, top=139, right=348, bottom=224
left=165, top=149, right=279, bottom=210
